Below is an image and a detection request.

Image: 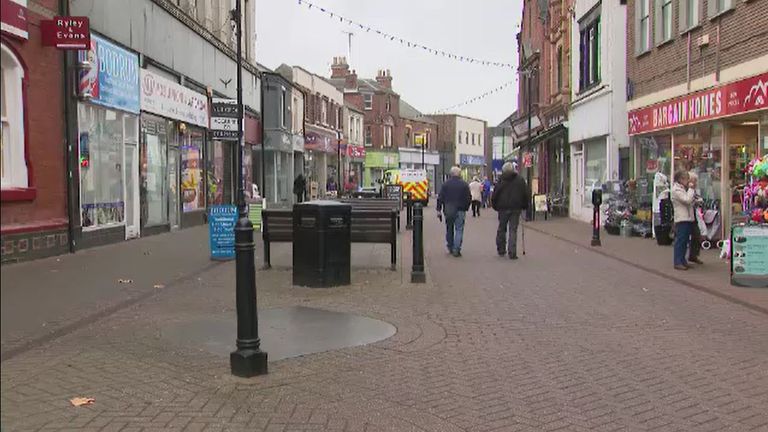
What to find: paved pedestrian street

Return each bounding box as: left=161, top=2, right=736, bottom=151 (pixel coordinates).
left=2, top=214, right=768, bottom=432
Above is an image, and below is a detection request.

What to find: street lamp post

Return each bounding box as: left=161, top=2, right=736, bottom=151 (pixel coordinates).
left=230, top=0, right=268, bottom=377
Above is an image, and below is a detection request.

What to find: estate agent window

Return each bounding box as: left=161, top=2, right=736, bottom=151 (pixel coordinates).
left=0, top=43, right=28, bottom=190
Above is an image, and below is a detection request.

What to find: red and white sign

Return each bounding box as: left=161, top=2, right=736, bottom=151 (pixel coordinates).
left=629, top=72, right=768, bottom=135
left=1, top=0, right=28, bottom=40
left=347, top=145, right=366, bottom=158
left=140, top=69, right=209, bottom=128
left=41, top=16, right=90, bottom=49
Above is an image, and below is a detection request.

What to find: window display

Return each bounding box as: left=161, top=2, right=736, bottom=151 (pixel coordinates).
left=207, top=140, right=234, bottom=205
left=78, top=105, right=133, bottom=229
left=674, top=124, right=722, bottom=202
left=181, top=128, right=204, bottom=212
left=635, top=134, right=672, bottom=207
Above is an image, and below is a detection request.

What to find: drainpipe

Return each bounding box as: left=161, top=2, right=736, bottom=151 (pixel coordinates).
left=61, top=0, right=77, bottom=253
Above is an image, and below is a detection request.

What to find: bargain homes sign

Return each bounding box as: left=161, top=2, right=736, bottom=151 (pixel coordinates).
left=628, top=72, right=768, bottom=135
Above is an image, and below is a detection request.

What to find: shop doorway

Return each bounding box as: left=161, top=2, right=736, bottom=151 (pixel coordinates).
left=571, top=148, right=586, bottom=220
left=168, top=147, right=180, bottom=229
left=124, top=143, right=140, bottom=239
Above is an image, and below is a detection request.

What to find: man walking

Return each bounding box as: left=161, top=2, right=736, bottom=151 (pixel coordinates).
left=491, top=162, right=530, bottom=259
left=437, top=166, right=472, bottom=257
left=469, top=177, right=483, bottom=217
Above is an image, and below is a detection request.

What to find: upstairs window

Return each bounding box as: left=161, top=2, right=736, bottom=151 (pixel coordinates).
left=635, top=0, right=651, bottom=55
left=579, top=16, right=601, bottom=91
left=363, top=93, right=373, bottom=110
left=655, top=0, right=674, bottom=44
left=1, top=43, right=28, bottom=190
left=365, top=126, right=372, bottom=146
left=679, top=0, right=700, bottom=31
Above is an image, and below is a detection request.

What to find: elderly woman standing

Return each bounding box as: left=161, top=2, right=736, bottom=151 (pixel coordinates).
left=671, top=171, right=697, bottom=271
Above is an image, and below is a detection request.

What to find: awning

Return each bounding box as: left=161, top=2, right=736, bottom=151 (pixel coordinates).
left=517, top=123, right=567, bottom=149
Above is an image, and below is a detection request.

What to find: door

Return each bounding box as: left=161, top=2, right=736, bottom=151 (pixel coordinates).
left=168, top=146, right=180, bottom=229
left=572, top=150, right=585, bottom=220
left=124, top=144, right=140, bottom=239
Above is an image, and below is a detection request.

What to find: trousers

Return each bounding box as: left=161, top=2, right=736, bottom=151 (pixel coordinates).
left=445, top=210, right=466, bottom=253
left=674, top=221, right=694, bottom=266
left=497, top=210, right=521, bottom=256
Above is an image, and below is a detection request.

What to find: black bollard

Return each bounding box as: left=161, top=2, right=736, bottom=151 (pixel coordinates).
left=406, top=195, right=414, bottom=230
left=230, top=212, right=269, bottom=377
left=591, top=189, right=602, bottom=247
left=411, top=203, right=426, bottom=283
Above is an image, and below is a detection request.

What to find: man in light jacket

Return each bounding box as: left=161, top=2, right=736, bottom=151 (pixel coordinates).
left=671, top=170, right=697, bottom=271
left=469, top=177, right=483, bottom=217
left=437, top=166, right=472, bottom=257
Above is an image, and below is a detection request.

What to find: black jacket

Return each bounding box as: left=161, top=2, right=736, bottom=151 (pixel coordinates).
left=491, top=172, right=530, bottom=211
left=437, top=177, right=471, bottom=213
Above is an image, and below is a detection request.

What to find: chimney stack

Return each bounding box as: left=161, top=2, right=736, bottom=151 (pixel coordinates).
left=375, top=69, right=392, bottom=89
left=345, top=69, right=358, bottom=91
left=331, top=56, right=350, bottom=78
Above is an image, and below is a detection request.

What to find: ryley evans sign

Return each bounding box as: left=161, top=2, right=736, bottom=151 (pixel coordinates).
left=78, top=33, right=140, bottom=114
left=210, top=98, right=240, bottom=141
left=140, top=69, right=208, bottom=128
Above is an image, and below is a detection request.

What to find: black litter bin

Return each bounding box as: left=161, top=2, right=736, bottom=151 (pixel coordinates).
left=292, top=200, right=352, bottom=287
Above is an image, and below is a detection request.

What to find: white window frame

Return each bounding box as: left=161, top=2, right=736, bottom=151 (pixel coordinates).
left=321, top=99, right=328, bottom=125
left=363, top=93, right=373, bottom=110
left=661, top=0, right=674, bottom=42
left=679, top=0, right=700, bottom=32
left=637, top=0, right=651, bottom=54
left=1, top=43, right=28, bottom=190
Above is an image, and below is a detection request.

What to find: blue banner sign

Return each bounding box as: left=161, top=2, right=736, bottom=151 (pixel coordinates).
left=78, top=33, right=140, bottom=113
left=460, top=154, right=485, bottom=166
left=209, top=205, right=238, bottom=260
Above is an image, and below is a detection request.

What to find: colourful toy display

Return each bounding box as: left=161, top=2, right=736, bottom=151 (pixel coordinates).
left=742, top=155, right=768, bottom=223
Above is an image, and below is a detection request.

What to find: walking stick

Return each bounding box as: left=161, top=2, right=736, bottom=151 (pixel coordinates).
left=521, top=213, right=526, bottom=255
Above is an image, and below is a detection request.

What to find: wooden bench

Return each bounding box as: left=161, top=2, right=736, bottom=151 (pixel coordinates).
left=262, top=208, right=398, bottom=270
left=339, top=198, right=401, bottom=230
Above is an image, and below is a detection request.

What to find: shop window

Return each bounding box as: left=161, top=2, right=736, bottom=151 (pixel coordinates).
left=583, top=139, right=607, bottom=207
left=141, top=116, right=169, bottom=227
left=363, top=93, right=373, bottom=110
left=674, top=124, right=722, bottom=204
left=78, top=105, right=135, bottom=229
left=579, top=16, right=600, bottom=91
left=635, top=0, right=651, bottom=54
left=1, top=43, right=29, bottom=191
left=635, top=134, right=672, bottom=208
left=181, top=128, right=205, bottom=212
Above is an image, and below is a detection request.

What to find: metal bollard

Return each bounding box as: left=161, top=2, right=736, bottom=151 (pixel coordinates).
left=591, top=189, right=602, bottom=247
left=411, top=203, right=426, bottom=283
left=406, top=195, right=414, bottom=230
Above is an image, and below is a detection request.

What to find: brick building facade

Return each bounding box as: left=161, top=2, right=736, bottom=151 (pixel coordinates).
left=626, top=0, right=768, bottom=236
left=1, top=0, right=69, bottom=263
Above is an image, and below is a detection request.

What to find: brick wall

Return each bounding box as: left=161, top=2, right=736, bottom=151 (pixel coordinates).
left=1, top=0, right=69, bottom=262
left=518, top=0, right=550, bottom=116
left=627, top=0, right=768, bottom=101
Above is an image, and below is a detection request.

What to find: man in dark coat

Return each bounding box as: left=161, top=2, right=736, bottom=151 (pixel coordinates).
left=293, top=174, right=306, bottom=203
left=437, top=166, right=472, bottom=257
left=491, top=162, right=530, bottom=259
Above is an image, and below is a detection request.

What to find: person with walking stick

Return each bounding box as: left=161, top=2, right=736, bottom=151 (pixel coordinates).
left=491, top=162, right=530, bottom=260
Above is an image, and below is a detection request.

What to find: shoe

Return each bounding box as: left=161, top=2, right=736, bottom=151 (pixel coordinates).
left=674, top=265, right=688, bottom=271
left=509, top=254, right=518, bottom=260
left=689, top=257, right=704, bottom=264
left=452, top=251, right=462, bottom=257
left=498, top=251, right=506, bottom=257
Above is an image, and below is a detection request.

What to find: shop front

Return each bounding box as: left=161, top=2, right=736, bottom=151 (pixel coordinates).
left=458, top=153, right=485, bottom=181
left=304, top=124, right=337, bottom=199
left=347, top=144, right=366, bottom=191
left=629, top=72, right=768, bottom=243
left=76, top=33, right=141, bottom=246
left=364, top=151, right=399, bottom=191
left=257, top=127, right=294, bottom=207
left=139, top=68, right=209, bottom=233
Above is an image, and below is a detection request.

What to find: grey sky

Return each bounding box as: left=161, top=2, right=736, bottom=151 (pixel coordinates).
left=256, top=0, right=522, bottom=126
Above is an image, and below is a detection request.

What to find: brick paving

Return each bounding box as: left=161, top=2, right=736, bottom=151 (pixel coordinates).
left=2, top=212, right=768, bottom=431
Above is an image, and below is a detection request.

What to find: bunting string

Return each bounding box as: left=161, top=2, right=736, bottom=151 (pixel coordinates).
left=424, top=81, right=515, bottom=116
left=296, top=0, right=515, bottom=69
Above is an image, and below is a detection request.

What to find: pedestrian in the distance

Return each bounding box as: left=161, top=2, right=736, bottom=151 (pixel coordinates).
left=437, top=166, right=472, bottom=257
left=482, top=176, right=492, bottom=208
left=293, top=174, right=306, bottom=203
left=469, top=177, right=483, bottom=217
left=491, top=162, right=530, bottom=260
left=671, top=170, right=698, bottom=271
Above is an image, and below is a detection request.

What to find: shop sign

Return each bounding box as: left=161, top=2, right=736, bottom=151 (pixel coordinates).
left=208, top=205, right=237, bottom=260
left=365, top=151, right=399, bottom=168
left=512, top=113, right=541, bottom=138
left=629, top=72, right=768, bottom=135
left=1, top=0, right=28, bottom=40
left=347, top=145, right=365, bottom=158
left=210, top=98, right=240, bottom=140
left=41, top=16, right=89, bottom=49
left=731, top=224, right=768, bottom=287
left=523, top=152, right=534, bottom=168
left=414, top=133, right=426, bottom=146
left=140, top=69, right=208, bottom=127
left=459, top=154, right=485, bottom=166
left=542, top=108, right=566, bottom=130
left=78, top=33, right=140, bottom=114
